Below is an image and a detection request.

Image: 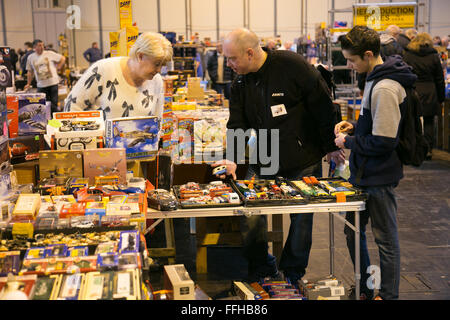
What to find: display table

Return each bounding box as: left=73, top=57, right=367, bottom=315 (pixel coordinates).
left=145, top=201, right=365, bottom=300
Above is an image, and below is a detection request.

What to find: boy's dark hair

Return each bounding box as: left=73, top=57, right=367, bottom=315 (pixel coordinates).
left=340, top=25, right=381, bottom=58
left=24, top=42, right=33, bottom=48
left=32, top=39, right=43, bottom=47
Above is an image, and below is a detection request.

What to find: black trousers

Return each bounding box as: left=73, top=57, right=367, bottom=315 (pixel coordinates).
left=38, top=85, right=59, bottom=114
left=423, top=115, right=435, bottom=152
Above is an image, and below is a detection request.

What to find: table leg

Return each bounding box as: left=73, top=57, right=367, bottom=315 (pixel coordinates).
left=329, top=213, right=335, bottom=276
left=355, top=210, right=361, bottom=300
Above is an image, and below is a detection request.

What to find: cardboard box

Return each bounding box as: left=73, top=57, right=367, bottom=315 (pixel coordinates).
left=39, top=150, right=84, bottom=181
left=12, top=193, right=41, bottom=217
left=9, top=134, right=45, bottom=165
left=83, top=148, right=127, bottom=185
left=45, top=110, right=105, bottom=151
left=17, top=93, right=50, bottom=135
left=6, top=94, right=18, bottom=138
left=105, top=116, right=159, bottom=159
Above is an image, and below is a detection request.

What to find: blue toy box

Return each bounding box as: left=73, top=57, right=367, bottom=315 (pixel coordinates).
left=105, top=116, right=159, bottom=159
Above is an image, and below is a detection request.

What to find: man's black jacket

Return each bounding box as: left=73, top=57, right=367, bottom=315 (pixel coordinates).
left=226, top=49, right=338, bottom=175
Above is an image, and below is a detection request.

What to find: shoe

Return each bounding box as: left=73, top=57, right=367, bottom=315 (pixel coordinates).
left=348, top=285, right=374, bottom=300
left=373, top=295, right=383, bottom=300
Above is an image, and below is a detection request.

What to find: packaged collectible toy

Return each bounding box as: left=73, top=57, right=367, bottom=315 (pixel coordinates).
left=118, top=230, right=140, bottom=253
left=105, top=116, right=159, bottom=159
left=39, top=150, right=83, bottom=181
left=83, top=148, right=127, bottom=184
left=17, top=93, right=50, bottom=135
left=31, top=275, right=60, bottom=300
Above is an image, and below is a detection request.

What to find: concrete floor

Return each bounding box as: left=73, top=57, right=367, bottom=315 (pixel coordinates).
left=147, top=149, right=450, bottom=300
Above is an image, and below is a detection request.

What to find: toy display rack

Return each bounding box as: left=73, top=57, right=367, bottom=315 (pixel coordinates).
left=145, top=200, right=365, bottom=300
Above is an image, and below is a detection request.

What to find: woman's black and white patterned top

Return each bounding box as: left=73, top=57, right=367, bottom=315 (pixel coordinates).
left=64, top=57, right=164, bottom=120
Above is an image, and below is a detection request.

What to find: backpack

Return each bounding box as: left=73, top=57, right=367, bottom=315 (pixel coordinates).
left=368, top=78, right=428, bottom=167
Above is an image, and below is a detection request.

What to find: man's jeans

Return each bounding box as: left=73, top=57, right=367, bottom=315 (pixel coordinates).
left=344, top=185, right=400, bottom=300
left=241, top=162, right=322, bottom=280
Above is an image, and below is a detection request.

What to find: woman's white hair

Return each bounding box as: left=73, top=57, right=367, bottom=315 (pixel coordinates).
left=129, top=32, right=173, bottom=63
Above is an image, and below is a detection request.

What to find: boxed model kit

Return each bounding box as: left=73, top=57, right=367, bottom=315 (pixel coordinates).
left=83, top=148, right=127, bottom=185
left=106, top=116, right=159, bottom=159
left=17, top=93, right=50, bottom=135
left=45, top=110, right=105, bottom=151
left=39, top=150, right=84, bottom=181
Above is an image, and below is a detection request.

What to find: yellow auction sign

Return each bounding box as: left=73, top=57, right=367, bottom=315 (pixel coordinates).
left=119, top=0, right=133, bottom=29
left=353, top=2, right=416, bottom=31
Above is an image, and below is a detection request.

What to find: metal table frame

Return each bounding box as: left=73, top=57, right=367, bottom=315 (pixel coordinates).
left=145, top=201, right=364, bottom=299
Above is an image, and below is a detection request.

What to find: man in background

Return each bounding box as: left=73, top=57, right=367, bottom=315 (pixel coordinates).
left=83, top=42, right=103, bottom=65
left=25, top=39, right=66, bottom=113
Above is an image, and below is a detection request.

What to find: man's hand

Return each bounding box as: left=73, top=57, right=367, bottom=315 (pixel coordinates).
left=211, top=159, right=237, bottom=180
left=335, top=133, right=347, bottom=150
left=326, top=149, right=346, bottom=165
left=334, top=121, right=354, bottom=136
left=24, top=83, right=31, bottom=91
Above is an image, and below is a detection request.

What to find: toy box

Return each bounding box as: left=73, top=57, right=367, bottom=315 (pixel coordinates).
left=9, top=134, right=45, bottom=165
left=118, top=230, right=140, bottom=253
left=0, top=251, right=21, bottom=276
left=6, top=94, right=18, bottom=138
left=45, top=110, right=105, bottom=151
left=83, top=148, right=127, bottom=185
left=0, top=47, right=13, bottom=89
left=60, top=202, right=85, bottom=219
left=30, top=275, right=60, bottom=300
left=68, top=177, right=89, bottom=194
left=105, top=116, right=159, bottom=159
left=39, top=150, right=83, bottom=181
left=17, top=93, right=50, bottom=135
left=12, top=193, right=41, bottom=217
left=0, top=135, right=11, bottom=175
left=54, top=273, right=84, bottom=300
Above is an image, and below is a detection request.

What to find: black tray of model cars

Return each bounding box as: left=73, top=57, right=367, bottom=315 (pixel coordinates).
left=287, top=177, right=368, bottom=203
left=172, top=181, right=242, bottom=209
left=229, top=178, right=307, bottom=207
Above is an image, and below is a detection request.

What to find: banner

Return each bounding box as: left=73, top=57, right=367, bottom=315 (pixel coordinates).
left=119, top=0, right=133, bottom=29
left=109, top=32, right=120, bottom=57
left=353, top=2, right=416, bottom=31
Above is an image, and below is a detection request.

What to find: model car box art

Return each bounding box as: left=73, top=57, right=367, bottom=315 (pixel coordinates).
left=16, top=93, right=50, bottom=135
left=83, top=148, right=127, bottom=185
left=106, top=116, right=159, bottom=159
left=9, top=134, right=45, bottom=165
left=45, top=110, right=105, bottom=151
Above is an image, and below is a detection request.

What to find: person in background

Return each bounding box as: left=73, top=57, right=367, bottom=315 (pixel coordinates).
left=9, top=49, right=18, bottom=75
left=403, top=32, right=445, bottom=160
left=83, top=42, right=103, bottom=65
left=20, top=42, right=34, bottom=77
left=336, top=25, right=417, bottom=300
left=25, top=39, right=66, bottom=113
left=380, top=25, right=404, bottom=59
left=397, top=29, right=412, bottom=50
left=405, top=29, right=418, bottom=42
left=212, top=28, right=343, bottom=284
left=194, top=46, right=204, bottom=79
left=206, top=41, right=235, bottom=99
left=277, top=41, right=293, bottom=51
left=265, top=39, right=277, bottom=51
left=64, top=32, right=173, bottom=120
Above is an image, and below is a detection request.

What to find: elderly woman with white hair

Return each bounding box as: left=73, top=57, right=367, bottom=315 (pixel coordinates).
left=64, top=32, right=173, bottom=119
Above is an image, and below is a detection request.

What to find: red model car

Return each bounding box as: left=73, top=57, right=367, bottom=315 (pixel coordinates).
left=11, top=142, right=29, bottom=156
